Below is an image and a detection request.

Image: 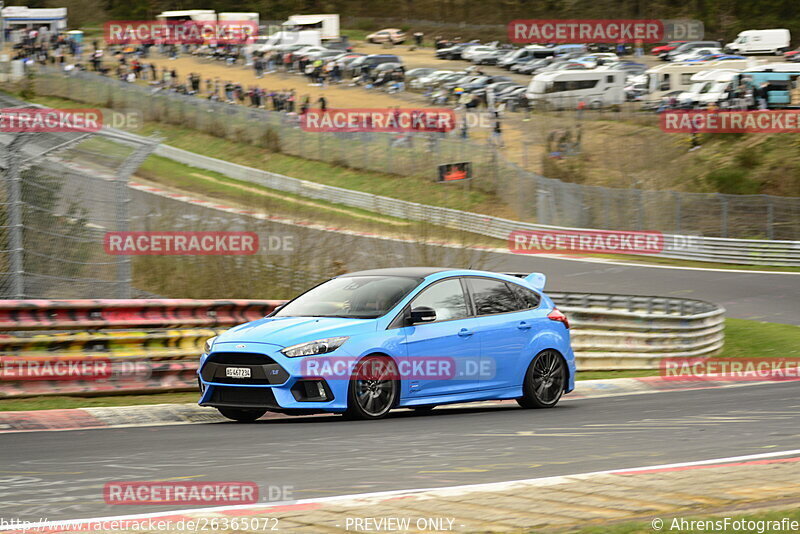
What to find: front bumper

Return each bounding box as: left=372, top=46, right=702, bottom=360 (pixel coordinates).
left=198, top=345, right=350, bottom=413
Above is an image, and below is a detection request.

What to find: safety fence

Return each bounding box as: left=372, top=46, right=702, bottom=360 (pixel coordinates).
left=154, top=143, right=800, bottom=266
left=0, top=295, right=724, bottom=398
left=31, top=67, right=800, bottom=241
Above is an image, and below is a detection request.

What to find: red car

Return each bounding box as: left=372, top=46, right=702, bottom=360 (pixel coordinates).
left=651, top=41, right=688, bottom=55
left=785, top=47, right=800, bottom=61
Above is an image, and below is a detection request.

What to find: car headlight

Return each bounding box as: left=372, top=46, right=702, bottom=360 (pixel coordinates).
left=281, top=336, right=349, bottom=358
left=203, top=336, right=217, bottom=354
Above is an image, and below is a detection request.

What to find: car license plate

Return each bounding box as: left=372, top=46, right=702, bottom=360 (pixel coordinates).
left=225, top=367, right=251, bottom=378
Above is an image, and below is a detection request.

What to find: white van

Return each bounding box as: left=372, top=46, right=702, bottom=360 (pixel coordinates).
left=526, top=70, right=625, bottom=109
left=725, top=29, right=790, bottom=55
left=698, top=71, right=738, bottom=106
left=678, top=69, right=740, bottom=106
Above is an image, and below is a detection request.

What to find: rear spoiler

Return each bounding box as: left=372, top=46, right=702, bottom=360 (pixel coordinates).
left=502, top=272, right=547, bottom=292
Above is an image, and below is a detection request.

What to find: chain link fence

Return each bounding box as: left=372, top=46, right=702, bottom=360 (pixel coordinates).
left=0, top=115, right=159, bottom=298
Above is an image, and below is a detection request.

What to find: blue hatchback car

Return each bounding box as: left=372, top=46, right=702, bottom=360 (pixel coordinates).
left=198, top=268, right=575, bottom=421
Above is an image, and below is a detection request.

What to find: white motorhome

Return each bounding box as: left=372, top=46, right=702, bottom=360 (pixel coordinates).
left=283, top=14, right=339, bottom=40
left=252, top=30, right=321, bottom=52
left=526, top=70, right=626, bottom=109
left=725, top=29, right=791, bottom=55
left=156, top=10, right=216, bottom=22
left=218, top=12, right=259, bottom=24
left=642, top=59, right=762, bottom=103
left=678, top=69, right=740, bottom=106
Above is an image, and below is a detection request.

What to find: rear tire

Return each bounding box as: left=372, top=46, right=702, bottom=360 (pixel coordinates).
left=218, top=407, right=267, bottom=422
left=344, top=355, right=399, bottom=420
left=517, top=349, right=566, bottom=409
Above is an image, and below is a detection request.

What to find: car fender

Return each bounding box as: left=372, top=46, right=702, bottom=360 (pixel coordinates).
left=515, top=328, right=572, bottom=386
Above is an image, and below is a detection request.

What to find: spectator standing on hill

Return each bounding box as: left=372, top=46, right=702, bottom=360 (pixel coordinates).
left=318, top=95, right=328, bottom=113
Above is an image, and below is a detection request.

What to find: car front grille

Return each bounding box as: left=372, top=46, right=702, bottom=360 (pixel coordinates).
left=207, top=386, right=280, bottom=409
left=201, top=352, right=289, bottom=385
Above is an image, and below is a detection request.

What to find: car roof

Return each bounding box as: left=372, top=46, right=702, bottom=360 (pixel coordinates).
left=338, top=267, right=452, bottom=279
left=337, top=268, right=536, bottom=287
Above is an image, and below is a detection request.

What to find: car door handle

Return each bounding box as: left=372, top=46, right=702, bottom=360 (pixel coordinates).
left=518, top=321, right=532, bottom=330
left=458, top=328, right=473, bottom=337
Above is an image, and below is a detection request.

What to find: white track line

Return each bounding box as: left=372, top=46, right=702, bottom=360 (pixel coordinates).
left=6, top=448, right=800, bottom=530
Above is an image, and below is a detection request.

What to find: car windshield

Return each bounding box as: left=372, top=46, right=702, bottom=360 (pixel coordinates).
left=274, top=276, right=419, bottom=319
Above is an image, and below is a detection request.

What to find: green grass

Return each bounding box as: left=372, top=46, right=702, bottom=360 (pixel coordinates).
left=3, top=319, right=797, bottom=411
left=563, top=507, right=800, bottom=534
left=0, top=392, right=198, bottom=412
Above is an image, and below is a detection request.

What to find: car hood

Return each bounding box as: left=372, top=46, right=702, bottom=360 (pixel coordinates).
left=215, top=316, right=377, bottom=348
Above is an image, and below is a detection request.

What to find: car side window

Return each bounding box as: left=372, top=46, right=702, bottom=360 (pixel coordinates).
left=468, top=278, right=522, bottom=315
left=409, top=279, right=469, bottom=322
left=508, top=283, right=541, bottom=309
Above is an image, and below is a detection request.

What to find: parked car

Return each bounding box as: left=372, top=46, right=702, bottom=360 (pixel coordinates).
left=475, top=49, right=514, bottom=66
left=663, top=41, right=722, bottom=61
left=517, top=58, right=553, bottom=75
left=651, top=41, right=688, bottom=55
left=671, top=47, right=723, bottom=62
left=435, top=42, right=479, bottom=60
left=603, top=61, right=647, bottom=76
left=198, top=268, right=575, bottom=421
left=409, top=70, right=457, bottom=89
left=404, top=68, right=437, bottom=82
left=366, top=28, right=406, bottom=45
left=462, top=45, right=498, bottom=62
left=344, top=54, right=402, bottom=77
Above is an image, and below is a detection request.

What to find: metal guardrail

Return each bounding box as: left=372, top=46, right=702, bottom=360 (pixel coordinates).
left=0, top=295, right=724, bottom=398
left=154, top=143, right=800, bottom=266
left=0, top=299, right=283, bottom=331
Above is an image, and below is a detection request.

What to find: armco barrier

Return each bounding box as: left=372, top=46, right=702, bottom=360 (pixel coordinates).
left=0, top=299, right=283, bottom=331
left=0, top=295, right=724, bottom=398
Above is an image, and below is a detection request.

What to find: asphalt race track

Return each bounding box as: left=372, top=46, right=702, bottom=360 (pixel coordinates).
left=2, top=382, right=799, bottom=522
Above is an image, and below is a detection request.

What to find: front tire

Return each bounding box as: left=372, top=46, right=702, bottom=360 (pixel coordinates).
left=218, top=407, right=267, bottom=422
left=344, top=356, right=399, bottom=420
left=517, top=349, right=566, bottom=409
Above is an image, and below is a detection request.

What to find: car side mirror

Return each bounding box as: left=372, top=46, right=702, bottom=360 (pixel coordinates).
left=409, top=306, right=436, bottom=324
